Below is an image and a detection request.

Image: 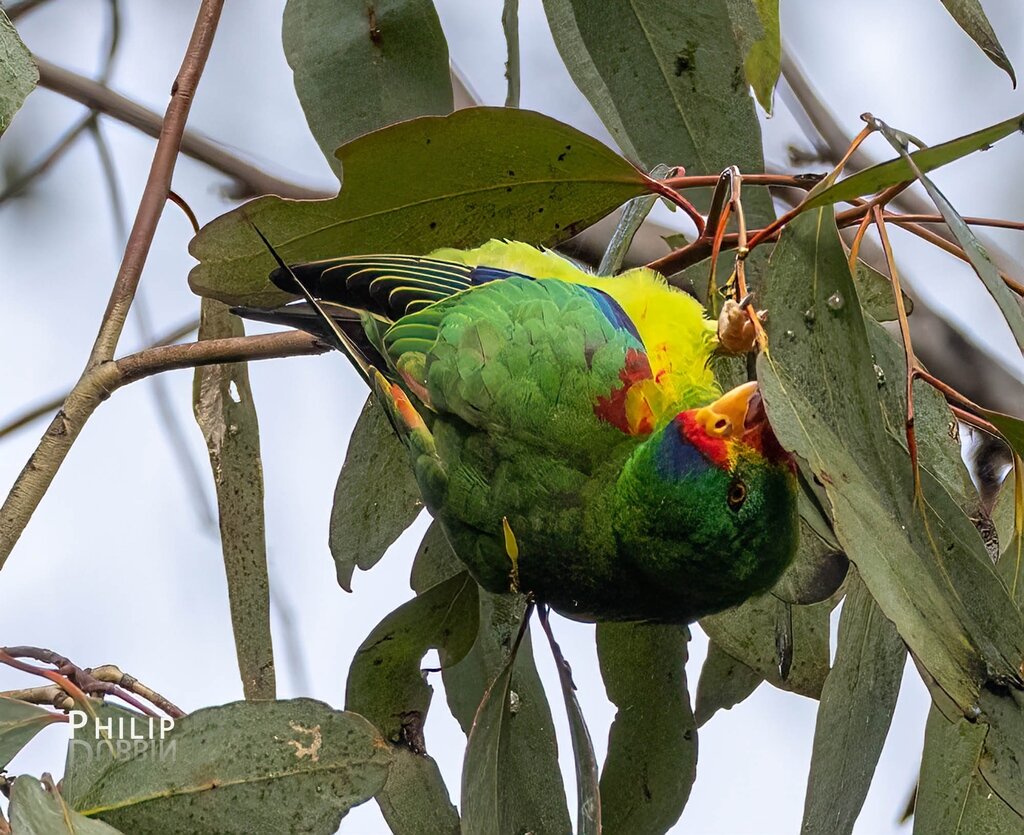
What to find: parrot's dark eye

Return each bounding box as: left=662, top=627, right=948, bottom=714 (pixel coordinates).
left=728, top=480, right=747, bottom=510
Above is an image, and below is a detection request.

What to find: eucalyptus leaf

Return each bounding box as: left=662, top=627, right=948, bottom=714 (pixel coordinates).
left=0, top=697, right=63, bottom=770
left=914, top=706, right=1021, bottom=834
left=872, top=116, right=1024, bottom=351
left=939, top=0, right=1016, bottom=86
left=0, top=10, right=37, bottom=137
left=801, top=571, right=906, bottom=835
left=375, top=747, right=460, bottom=835
left=726, top=0, right=780, bottom=113
left=450, top=594, right=569, bottom=835
left=700, top=592, right=831, bottom=699
left=597, top=623, right=695, bottom=835
left=64, top=699, right=391, bottom=835
left=599, top=163, right=674, bottom=276
left=693, top=640, right=763, bottom=727
left=188, top=108, right=649, bottom=308
left=345, top=571, right=478, bottom=742
left=331, top=394, right=423, bottom=592
left=544, top=613, right=600, bottom=835
left=801, top=113, right=1024, bottom=211
left=283, top=0, right=453, bottom=177
left=193, top=300, right=275, bottom=700
left=853, top=260, right=914, bottom=322
left=9, top=776, right=124, bottom=835
left=540, top=0, right=774, bottom=223
left=757, top=208, right=1024, bottom=710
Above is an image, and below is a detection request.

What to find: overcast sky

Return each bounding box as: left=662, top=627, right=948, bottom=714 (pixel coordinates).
left=2, top=1, right=1023, bottom=832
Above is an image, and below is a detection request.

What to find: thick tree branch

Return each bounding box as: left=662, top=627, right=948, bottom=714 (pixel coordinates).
left=33, top=57, right=329, bottom=201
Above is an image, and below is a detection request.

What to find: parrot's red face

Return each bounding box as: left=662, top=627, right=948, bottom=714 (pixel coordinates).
left=676, top=381, right=792, bottom=471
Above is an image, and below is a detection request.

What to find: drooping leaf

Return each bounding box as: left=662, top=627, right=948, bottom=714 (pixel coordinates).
left=700, top=592, right=832, bottom=699
left=452, top=594, right=570, bottom=835
left=188, top=108, right=649, bottom=307
left=757, top=208, right=1024, bottom=711
left=972, top=682, right=1024, bottom=818
left=996, top=457, right=1022, bottom=605
left=193, top=300, right=275, bottom=700
left=375, top=748, right=460, bottom=835
left=543, top=613, right=600, bottom=835
left=693, top=640, right=763, bottom=727
left=853, top=260, right=914, bottom=322
left=409, top=520, right=465, bottom=594
left=540, top=0, right=774, bottom=223
left=345, top=571, right=478, bottom=743
left=0, top=11, right=37, bottom=137
left=283, top=0, right=453, bottom=177
left=800, top=113, right=1024, bottom=211
left=771, top=519, right=849, bottom=606
left=0, top=697, right=63, bottom=770
left=599, top=163, right=674, bottom=276
left=726, top=0, right=780, bottom=113
left=939, top=0, right=1016, bottom=87
left=8, top=776, right=124, bottom=835
left=914, top=706, right=1021, bottom=834
left=502, top=0, right=521, bottom=108
left=597, top=623, right=696, bottom=835
left=64, top=699, right=391, bottom=834
left=801, top=571, right=906, bottom=835
left=872, top=117, right=1024, bottom=351
left=331, top=394, right=423, bottom=592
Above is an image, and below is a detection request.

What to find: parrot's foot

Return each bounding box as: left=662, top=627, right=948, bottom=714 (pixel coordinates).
left=717, top=296, right=768, bottom=354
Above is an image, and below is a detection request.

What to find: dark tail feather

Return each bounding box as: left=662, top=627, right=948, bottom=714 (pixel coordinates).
left=231, top=301, right=389, bottom=371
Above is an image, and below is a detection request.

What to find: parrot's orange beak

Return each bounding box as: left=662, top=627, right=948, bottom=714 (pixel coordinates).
left=693, top=381, right=760, bottom=441
left=694, top=381, right=787, bottom=461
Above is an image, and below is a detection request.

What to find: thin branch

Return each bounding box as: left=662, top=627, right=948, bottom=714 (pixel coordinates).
left=3, top=0, right=53, bottom=20
left=0, top=330, right=326, bottom=567
left=33, top=57, right=328, bottom=201
left=0, top=317, right=199, bottom=440
left=86, top=0, right=224, bottom=367
left=0, top=112, right=95, bottom=204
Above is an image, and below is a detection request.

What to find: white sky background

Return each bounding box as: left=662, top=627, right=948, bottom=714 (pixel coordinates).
left=1, top=1, right=1023, bottom=833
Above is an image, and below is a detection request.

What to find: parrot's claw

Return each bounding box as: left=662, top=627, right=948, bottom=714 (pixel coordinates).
left=717, top=298, right=768, bottom=354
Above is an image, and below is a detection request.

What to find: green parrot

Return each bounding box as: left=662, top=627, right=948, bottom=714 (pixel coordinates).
left=237, top=240, right=798, bottom=623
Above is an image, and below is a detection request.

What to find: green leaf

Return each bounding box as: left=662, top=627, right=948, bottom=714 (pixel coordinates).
left=801, top=113, right=1024, bottom=211
left=0, top=11, right=37, bottom=137
left=543, top=614, right=600, bottom=835
left=282, top=0, right=452, bottom=178
left=772, top=519, right=849, bottom=606
left=331, top=394, right=423, bottom=592
left=982, top=410, right=1024, bottom=460
left=375, top=747, right=460, bottom=835
left=914, top=706, right=1021, bottom=834
left=757, top=208, right=1024, bottom=711
left=540, top=0, right=773, bottom=222
left=598, top=163, right=673, bottom=276
left=873, top=117, right=1024, bottom=351
left=64, top=699, right=391, bottom=834
left=701, top=593, right=832, bottom=699
left=853, top=260, right=914, bottom=322
left=801, top=571, right=906, bottom=835
left=693, top=641, right=763, bottom=727
left=996, top=460, right=1022, bottom=605
left=452, top=595, right=570, bottom=835
left=502, top=0, right=521, bottom=108
left=410, top=520, right=465, bottom=593
left=726, top=0, right=780, bottom=113
left=345, top=571, right=478, bottom=742
left=596, top=623, right=695, bottom=835
left=0, top=697, right=62, bottom=770
left=939, top=0, right=1016, bottom=87
left=188, top=108, right=649, bottom=307
left=193, top=300, right=275, bottom=700
left=9, top=776, right=125, bottom=834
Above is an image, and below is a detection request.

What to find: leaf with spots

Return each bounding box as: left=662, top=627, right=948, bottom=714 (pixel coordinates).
left=283, top=0, right=453, bottom=178
left=8, top=776, right=125, bottom=835
left=188, top=108, right=649, bottom=307
left=62, top=699, right=391, bottom=835
left=0, top=10, right=36, bottom=137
